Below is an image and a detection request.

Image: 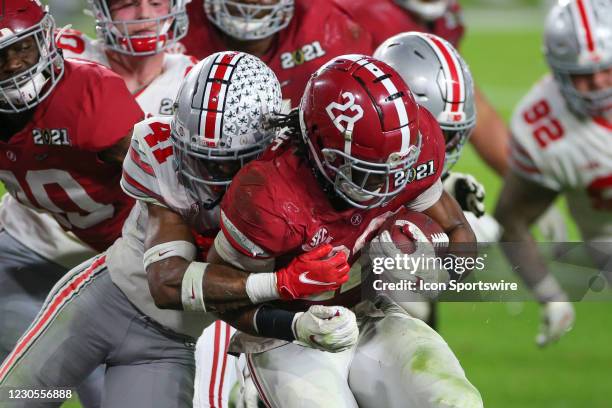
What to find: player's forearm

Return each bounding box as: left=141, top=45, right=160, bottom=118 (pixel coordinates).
left=470, top=87, right=510, bottom=176
left=499, top=222, right=564, bottom=301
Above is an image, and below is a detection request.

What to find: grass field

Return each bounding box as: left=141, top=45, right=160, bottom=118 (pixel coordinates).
left=3, top=6, right=611, bottom=408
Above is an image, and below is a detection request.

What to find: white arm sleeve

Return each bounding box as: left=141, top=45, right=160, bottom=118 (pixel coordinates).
left=213, top=231, right=275, bottom=272
left=404, top=179, right=443, bottom=212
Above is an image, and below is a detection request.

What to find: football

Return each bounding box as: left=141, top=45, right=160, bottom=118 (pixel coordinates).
left=378, top=208, right=449, bottom=256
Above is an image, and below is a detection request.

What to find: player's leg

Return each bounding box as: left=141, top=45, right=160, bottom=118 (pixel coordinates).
left=193, top=320, right=238, bottom=408
left=0, top=229, right=105, bottom=408
left=102, top=315, right=196, bottom=408
left=0, top=229, right=66, bottom=361
left=0, top=256, right=114, bottom=408
left=349, top=297, right=483, bottom=408
left=247, top=343, right=358, bottom=408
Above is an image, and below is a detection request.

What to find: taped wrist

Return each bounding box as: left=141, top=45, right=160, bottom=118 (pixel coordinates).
left=246, top=273, right=279, bottom=304
left=181, top=262, right=208, bottom=312
left=532, top=274, right=567, bottom=303
left=253, top=306, right=297, bottom=342
left=143, top=240, right=197, bottom=270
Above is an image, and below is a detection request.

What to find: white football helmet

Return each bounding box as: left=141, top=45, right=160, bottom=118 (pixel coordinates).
left=171, top=51, right=282, bottom=207
left=0, top=0, right=64, bottom=113
left=375, top=32, right=476, bottom=176
left=204, top=0, right=294, bottom=41
left=88, top=0, right=190, bottom=56
left=394, top=0, right=450, bottom=21
left=544, top=0, right=612, bottom=118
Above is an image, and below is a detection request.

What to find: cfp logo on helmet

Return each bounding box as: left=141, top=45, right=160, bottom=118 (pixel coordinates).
left=326, top=92, right=364, bottom=137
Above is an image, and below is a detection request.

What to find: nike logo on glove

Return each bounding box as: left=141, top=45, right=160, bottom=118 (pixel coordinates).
left=298, top=272, right=334, bottom=286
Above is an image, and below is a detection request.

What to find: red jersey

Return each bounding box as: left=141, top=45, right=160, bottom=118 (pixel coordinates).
left=334, top=0, right=465, bottom=49
left=181, top=0, right=373, bottom=107
left=0, top=60, right=143, bottom=251
left=220, top=107, right=445, bottom=307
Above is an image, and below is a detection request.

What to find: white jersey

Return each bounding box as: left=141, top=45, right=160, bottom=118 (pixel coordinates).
left=0, top=32, right=198, bottom=267
left=510, top=75, right=612, bottom=241
left=107, top=116, right=217, bottom=337
left=59, top=30, right=197, bottom=116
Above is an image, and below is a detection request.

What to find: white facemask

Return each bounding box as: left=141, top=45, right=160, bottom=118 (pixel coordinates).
left=0, top=72, right=47, bottom=107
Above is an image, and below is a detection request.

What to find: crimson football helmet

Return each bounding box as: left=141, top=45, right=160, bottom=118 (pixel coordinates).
left=299, top=54, right=422, bottom=209
left=89, top=0, right=190, bottom=55
left=0, top=0, right=64, bottom=113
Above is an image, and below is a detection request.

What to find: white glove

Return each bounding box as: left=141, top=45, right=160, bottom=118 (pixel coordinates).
left=370, top=226, right=450, bottom=292
left=536, top=205, right=568, bottom=242
left=443, top=172, right=485, bottom=217
left=236, top=373, right=260, bottom=408
left=293, top=305, right=358, bottom=353
left=536, top=301, right=575, bottom=347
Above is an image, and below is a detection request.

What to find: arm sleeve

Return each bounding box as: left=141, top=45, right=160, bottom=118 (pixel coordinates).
left=74, top=65, right=143, bottom=152
left=405, top=178, right=443, bottom=212
left=120, top=124, right=164, bottom=205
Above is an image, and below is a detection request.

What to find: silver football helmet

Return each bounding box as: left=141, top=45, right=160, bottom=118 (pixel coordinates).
left=171, top=51, right=282, bottom=207
left=374, top=32, right=476, bottom=175
left=393, top=0, right=449, bottom=21
left=544, top=0, right=612, bottom=118
left=88, top=0, right=190, bottom=56
left=204, top=0, right=294, bottom=41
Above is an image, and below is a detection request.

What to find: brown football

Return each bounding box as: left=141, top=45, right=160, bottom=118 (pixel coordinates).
left=378, top=208, right=449, bottom=256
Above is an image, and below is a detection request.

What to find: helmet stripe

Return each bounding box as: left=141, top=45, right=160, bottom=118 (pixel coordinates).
left=200, top=52, right=242, bottom=146
left=362, top=60, right=412, bottom=155
left=573, top=0, right=596, bottom=54
left=423, top=34, right=465, bottom=116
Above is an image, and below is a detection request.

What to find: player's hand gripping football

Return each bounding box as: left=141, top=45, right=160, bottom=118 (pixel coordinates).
left=370, top=224, right=450, bottom=294
left=275, top=244, right=350, bottom=300
left=536, top=301, right=575, bottom=347
left=443, top=172, right=486, bottom=217
left=293, top=305, right=359, bottom=353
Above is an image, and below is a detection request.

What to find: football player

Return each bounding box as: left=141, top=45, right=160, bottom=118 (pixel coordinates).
left=0, top=1, right=143, bottom=406
left=495, top=0, right=611, bottom=347
left=0, top=51, right=354, bottom=408
left=335, top=0, right=510, bottom=178
left=209, top=55, right=482, bottom=407
left=57, top=2, right=242, bottom=405
left=179, top=0, right=373, bottom=106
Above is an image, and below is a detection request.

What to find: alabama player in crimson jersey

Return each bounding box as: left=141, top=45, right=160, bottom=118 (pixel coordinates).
left=210, top=55, right=481, bottom=407
left=0, top=1, right=142, bottom=407
left=180, top=0, right=372, bottom=106
left=496, top=0, right=612, bottom=347
left=0, top=52, right=354, bottom=408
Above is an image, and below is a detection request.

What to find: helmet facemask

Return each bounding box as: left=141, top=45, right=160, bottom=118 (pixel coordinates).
left=171, top=127, right=274, bottom=208
left=0, top=14, right=64, bottom=113
left=393, top=0, right=449, bottom=21
left=553, top=68, right=612, bottom=120
left=440, top=118, right=475, bottom=176
left=91, top=0, right=189, bottom=56
left=205, top=0, right=294, bottom=41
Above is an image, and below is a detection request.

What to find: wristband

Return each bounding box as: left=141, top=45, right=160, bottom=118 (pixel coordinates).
left=253, top=306, right=297, bottom=342
left=246, top=273, right=279, bottom=304
left=181, top=262, right=208, bottom=312
left=532, top=274, right=567, bottom=303
left=143, top=240, right=197, bottom=270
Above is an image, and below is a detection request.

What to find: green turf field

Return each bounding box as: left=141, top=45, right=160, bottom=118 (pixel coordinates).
left=2, top=7, right=610, bottom=408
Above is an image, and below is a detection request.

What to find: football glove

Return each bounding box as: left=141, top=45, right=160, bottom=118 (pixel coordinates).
left=536, top=301, right=575, bottom=347
left=443, top=172, right=485, bottom=217
left=293, top=305, right=358, bottom=353
left=276, top=244, right=350, bottom=300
